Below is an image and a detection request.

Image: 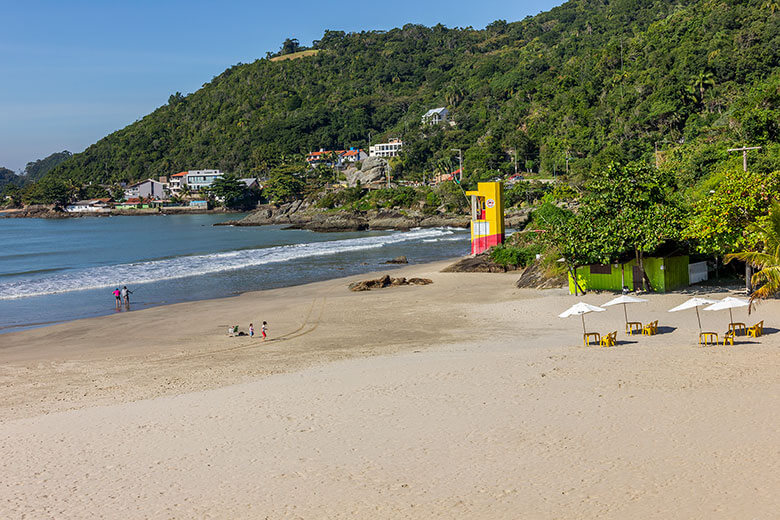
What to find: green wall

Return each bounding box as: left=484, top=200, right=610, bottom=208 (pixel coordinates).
left=568, top=256, right=690, bottom=294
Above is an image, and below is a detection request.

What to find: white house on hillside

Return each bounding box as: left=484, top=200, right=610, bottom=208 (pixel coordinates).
left=422, top=107, right=448, bottom=125
left=124, top=179, right=167, bottom=200
left=184, top=170, right=223, bottom=192
left=369, top=138, right=404, bottom=158
left=167, top=170, right=224, bottom=195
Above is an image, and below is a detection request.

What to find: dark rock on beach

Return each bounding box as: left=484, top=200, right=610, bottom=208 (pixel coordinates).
left=441, top=254, right=520, bottom=273
left=348, top=274, right=433, bottom=291
left=384, top=256, right=408, bottom=264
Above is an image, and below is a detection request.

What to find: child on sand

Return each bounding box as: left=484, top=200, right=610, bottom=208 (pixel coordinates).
left=249, top=323, right=254, bottom=337
left=261, top=321, right=268, bottom=340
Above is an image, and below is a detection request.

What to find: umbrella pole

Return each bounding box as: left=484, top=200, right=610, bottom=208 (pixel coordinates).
left=623, top=303, right=628, bottom=327
left=729, top=308, right=734, bottom=325
left=695, top=306, right=702, bottom=331
left=581, top=314, right=586, bottom=334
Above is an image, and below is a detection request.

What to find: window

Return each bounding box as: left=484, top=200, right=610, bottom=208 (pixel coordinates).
left=589, top=264, right=612, bottom=275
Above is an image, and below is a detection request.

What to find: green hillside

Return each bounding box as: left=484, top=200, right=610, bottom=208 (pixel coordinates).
left=40, top=0, right=780, bottom=186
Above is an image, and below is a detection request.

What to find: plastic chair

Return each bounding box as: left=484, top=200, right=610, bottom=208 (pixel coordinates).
left=747, top=320, right=764, bottom=338
left=641, top=320, right=658, bottom=336
left=600, top=331, right=617, bottom=347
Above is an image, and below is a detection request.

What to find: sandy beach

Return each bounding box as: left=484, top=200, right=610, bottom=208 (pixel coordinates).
left=0, top=259, right=778, bottom=519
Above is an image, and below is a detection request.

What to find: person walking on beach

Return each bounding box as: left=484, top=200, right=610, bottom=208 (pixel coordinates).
left=249, top=323, right=254, bottom=338
left=261, top=321, right=268, bottom=341
left=112, top=288, right=121, bottom=309
left=121, top=286, right=133, bottom=306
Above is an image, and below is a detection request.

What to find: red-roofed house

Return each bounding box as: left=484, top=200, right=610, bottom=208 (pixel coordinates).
left=306, top=148, right=367, bottom=168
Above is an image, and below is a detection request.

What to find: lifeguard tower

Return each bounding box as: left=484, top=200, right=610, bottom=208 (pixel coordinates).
left=465, top=182, right=505, bottom=255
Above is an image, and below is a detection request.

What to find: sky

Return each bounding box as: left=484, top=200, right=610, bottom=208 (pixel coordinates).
left=0, top=0, right=561, bottom=173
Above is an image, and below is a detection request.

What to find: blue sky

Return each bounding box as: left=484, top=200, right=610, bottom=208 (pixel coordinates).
left=0, top=0, right=561, bottom=172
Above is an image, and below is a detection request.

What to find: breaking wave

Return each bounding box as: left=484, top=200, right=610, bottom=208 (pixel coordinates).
left=0, top=227, right=463, bottom=300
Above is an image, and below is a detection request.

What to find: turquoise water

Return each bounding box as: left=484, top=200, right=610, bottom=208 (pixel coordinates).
left=0, top=214, right=469, bottom=334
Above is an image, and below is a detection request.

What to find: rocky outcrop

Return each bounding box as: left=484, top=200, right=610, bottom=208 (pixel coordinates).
left=515, top=261, right=566, bottom=289
left=441, top=254, right=521, bottom=273
left=346, top=157, right=388, bottom=187
left=220, top=204, right=471, bottom=232
left=0, top=205, right=67, bottom=219
left=348, top=275, right=433, bottom=291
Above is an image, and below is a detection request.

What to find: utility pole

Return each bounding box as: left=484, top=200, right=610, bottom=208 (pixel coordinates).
left=727, top=145, right=762, bottom=294
left=450, top=148, right=463, bottom=183
left=727, top=146, right=761, bottom=173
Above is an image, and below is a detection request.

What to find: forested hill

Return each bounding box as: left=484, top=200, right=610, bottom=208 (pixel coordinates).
left=46, top=0, right=779, bottom=185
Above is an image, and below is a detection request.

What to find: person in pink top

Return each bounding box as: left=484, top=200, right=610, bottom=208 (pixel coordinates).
left=112, top=288, right=121, bottom=309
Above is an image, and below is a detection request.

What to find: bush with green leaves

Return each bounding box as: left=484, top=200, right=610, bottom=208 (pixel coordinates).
left=489, top=243, right=542, bottom=268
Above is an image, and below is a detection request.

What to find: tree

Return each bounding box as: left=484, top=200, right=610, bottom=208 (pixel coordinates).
left=281, top=38, right=301, bottom=55
left=263, top=170, right=305, bottom=203
left=21, top=177, right=70, bottom=206
left=206, top=174, right=249, bottom=209
left=685, top=168, right=780, bottom=284
left=579, top=162, right=685, bottom=290
left=725, top=201, right=780, bottom=306
left=23, top=151, right=72, bottom=182
left=1, top=183, right=22, bottom=207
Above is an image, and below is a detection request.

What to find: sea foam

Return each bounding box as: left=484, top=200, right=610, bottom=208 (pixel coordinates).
left=0, top=227, right=461, bottom=300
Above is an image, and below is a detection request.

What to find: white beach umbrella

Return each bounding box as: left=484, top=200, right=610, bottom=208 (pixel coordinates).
left=602, top=295, right=648, bottom=327
left=668, top=297, right=717, bottom=331
left=703, top=296, right=750, bottom=325
left=559, top=302, right=606, bottom=333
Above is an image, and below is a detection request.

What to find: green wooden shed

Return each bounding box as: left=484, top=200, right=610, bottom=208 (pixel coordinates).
left=568, top=255, right=690, bottom=294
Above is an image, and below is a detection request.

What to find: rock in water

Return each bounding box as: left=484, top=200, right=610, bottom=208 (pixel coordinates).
left=346, top=156, right=389, bottom=187
left=384, top=256, right=408, bottom=264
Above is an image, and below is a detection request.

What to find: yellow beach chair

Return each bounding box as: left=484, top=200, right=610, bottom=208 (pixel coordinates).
left=600, top=331, right=617, bottom=347
left=641, top=320, right=658, bottom=336
left=747, top=320, right=764, bottom=338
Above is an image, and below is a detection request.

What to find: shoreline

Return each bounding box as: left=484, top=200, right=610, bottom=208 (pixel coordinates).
left=0, top=259, right=778, bottom=517
left=0, top=258, right=484, bottom=418
left=0, top=207, right=243, bottom=219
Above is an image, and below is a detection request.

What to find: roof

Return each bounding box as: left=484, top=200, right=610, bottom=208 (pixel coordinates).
left=122, top=198, right=142, bottom=203
left=171, top=171, right=188, bottom=177
left=126, top=178, right=163, bottom=188
left=307, top=149, right=365, bottom=160
left=423, top=107, right=448, bottom=117
left=239, top=178, right=259, bottom=187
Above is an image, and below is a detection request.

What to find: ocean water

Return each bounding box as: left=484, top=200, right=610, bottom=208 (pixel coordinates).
left=0, top=214, right=470, bottom=334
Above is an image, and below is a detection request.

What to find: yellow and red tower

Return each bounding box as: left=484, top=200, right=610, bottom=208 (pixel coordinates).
left=465, top=182, right=505, bottom=255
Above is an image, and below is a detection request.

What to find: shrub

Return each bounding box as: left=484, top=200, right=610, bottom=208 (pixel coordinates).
left=489, top=243, right=542, bottom=267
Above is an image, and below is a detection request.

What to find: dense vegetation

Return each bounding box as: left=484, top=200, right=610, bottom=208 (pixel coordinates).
left=0, top=167, right=20, bottom=191
left=23, top=151, right=72, bottom=182
left=4, top=0, right=780, bottom=298
left=27, top=0, right=779, bottom=189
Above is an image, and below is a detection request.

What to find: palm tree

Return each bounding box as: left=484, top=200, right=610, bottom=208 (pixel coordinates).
left=725, top=201, right=780, bottom=306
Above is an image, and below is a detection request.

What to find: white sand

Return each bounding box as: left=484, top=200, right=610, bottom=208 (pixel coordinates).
left=0, top=261, right=778, bottom=518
